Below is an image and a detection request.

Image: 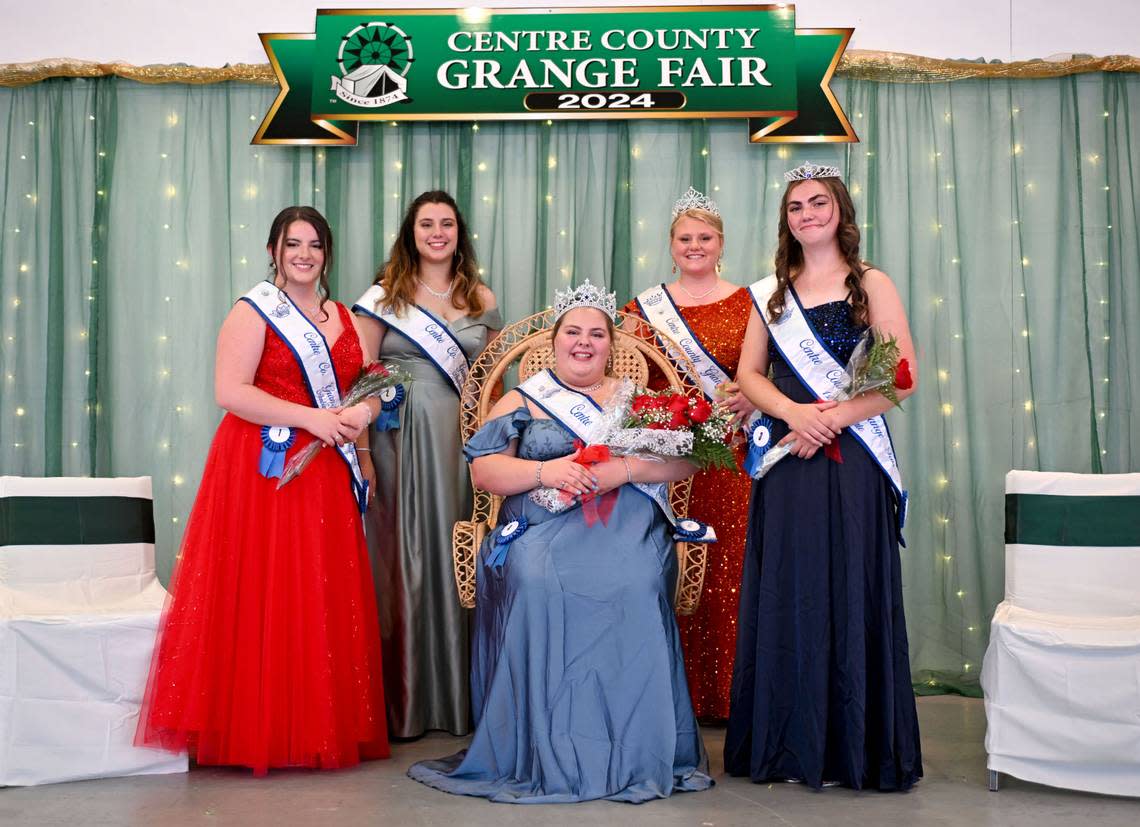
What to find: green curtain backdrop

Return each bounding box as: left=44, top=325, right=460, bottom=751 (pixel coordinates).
left=1, top=72, right=1137, bottom=695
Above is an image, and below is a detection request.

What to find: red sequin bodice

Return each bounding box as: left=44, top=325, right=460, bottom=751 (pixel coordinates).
left=253, top=302, right=363, bottom=404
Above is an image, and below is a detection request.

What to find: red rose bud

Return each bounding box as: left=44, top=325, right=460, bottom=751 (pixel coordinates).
left=365, top=363, right=390, bottom=378
left=894, top=358, right=913, bottom=390
left=690, top=399, right=713, bottom=424
left=667, top=396, right=689, bottom=414
left=668, top=411, right=688, bottom=429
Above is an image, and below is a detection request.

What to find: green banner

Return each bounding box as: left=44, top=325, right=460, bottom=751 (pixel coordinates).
left=254, top=6, right=856, bottom=146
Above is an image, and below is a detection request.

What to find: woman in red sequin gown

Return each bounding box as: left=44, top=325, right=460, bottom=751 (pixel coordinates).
left=135, top=207, right=390, bottom=774
left=623, top=193, right=756, bottom=721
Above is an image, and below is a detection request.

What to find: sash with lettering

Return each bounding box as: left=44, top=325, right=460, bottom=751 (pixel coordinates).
left=517, top=370, right=715, bottom=542
left=635, top=284, right=762, bottom=424
left=748, top=275, right=908, bottom=533
left=240, top=281, right=369, bottom=513
left=352, top=284, right=470, bottom=394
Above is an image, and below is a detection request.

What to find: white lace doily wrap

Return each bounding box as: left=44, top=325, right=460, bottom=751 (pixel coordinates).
left=528, top=486, right=575, bottom=513
left=602, top=427, right=693, bottom=456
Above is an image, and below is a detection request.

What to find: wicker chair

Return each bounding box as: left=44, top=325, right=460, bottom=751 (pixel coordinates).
left=452, top=308, right=709, bottom=616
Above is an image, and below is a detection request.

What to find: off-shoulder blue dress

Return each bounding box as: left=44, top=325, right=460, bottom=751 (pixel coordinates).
left=408, top=407, right=713, bottom=803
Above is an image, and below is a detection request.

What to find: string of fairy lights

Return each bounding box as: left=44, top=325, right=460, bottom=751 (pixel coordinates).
left=0, top=86, right=1125, bottom=688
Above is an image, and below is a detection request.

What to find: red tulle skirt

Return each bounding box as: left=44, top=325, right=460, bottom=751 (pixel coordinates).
left=135, top=414, right=390, bottom=774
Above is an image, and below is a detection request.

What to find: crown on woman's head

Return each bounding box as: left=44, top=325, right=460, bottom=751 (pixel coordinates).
left=553, top=279, right=617, bottom=321
left=671, top=186, right=720, bottom=219
left=784, top=162, right=842, bottom=182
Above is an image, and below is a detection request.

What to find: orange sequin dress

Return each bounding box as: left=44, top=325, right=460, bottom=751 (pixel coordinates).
left=624, top=287, right=753, bottom=721
left=135, top=303, right=390, bottom=774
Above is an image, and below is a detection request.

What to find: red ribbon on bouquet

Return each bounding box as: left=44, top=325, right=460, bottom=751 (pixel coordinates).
left=571, top=440, right=620, bottom=527
left=814, top=399, right=845, bottom=464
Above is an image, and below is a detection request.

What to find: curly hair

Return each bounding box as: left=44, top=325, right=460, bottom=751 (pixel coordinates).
left=372, top=190, right=485, bottom=317
left=766, top=176, right=871, bottom=327
left=266, top=205, right=334, bottom=321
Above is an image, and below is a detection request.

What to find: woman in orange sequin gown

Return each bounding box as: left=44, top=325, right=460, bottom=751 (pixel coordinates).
left=135, top=208, right=390, bottom=774
left=623, top=191, right=756, bottom=721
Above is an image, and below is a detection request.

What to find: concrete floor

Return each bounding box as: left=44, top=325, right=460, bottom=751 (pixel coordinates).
left=2, top=697, right=1137, bottom=826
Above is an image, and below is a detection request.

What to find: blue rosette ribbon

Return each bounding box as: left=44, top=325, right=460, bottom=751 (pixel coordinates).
left=259, top=425, right=295, bottom=479
left=673, top=518, right=717, bottom=544
left=374, top=383, right=406, bottom=431
left=743, top=415, right=775, bottom=480
left=486, top=517, right=528, bottom=569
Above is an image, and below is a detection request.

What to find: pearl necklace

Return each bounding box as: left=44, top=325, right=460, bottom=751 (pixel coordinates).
left=675, top=278, right=719, bottom=300
left=562, top=378, right=604, bottom=393
left=418, top=278, right=454, bottom=300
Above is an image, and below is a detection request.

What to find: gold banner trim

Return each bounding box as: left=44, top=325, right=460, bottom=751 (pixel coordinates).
left=2, top=51, right=1138, bottom=89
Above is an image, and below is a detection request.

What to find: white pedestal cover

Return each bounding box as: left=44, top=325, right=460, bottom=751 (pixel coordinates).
left=981, top=470, right=1140, bottom=798
left=0, top=476, right=187, bottom=786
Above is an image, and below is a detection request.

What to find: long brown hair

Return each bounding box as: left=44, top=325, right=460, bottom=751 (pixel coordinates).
left=266, top=206, right=334, bottom=321
left=373, top=190, right=485, bottom=317
left=766, top=176, right=871, bottom=327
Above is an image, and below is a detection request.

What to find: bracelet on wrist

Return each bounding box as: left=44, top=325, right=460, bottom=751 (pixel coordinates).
left=621, top=456, right=633, bottom=484
left=535, top=460, right=544, bottom=487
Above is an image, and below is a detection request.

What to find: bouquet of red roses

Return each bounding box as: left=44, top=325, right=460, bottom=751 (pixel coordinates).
left=276, top=361, right=411, bottom=488
left=749, top=328, right=913, bottom=479
left=619, top=389, right=736, bottom=471
left=528, top=382, right=735, bottom=519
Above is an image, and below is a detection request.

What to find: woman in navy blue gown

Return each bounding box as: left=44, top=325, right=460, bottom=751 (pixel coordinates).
left=408, top=282, right=713, bottom=803
left=726, top=162, right=922, bottom=791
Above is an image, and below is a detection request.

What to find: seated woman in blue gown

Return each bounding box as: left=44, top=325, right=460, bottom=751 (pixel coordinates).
left=408, top=281, right=713, bottom=804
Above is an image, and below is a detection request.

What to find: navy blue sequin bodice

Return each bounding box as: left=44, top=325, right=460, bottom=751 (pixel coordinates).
left=768, top=299, right=866, bottom=368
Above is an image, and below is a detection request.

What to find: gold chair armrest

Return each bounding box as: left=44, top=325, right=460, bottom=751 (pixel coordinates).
left=674, top=540, right=708, bottom=616
left=452, top=519, right=487, bottom=609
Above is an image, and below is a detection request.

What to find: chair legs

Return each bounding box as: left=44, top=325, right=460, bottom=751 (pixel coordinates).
left=988, top=769, right=1000, bottom=791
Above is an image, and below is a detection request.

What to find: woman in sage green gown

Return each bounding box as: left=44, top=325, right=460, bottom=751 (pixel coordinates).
left=353, top=191, right=500, bottom=738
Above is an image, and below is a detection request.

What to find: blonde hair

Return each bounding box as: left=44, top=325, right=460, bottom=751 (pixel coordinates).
left=669, top=207, right=724, bottom=240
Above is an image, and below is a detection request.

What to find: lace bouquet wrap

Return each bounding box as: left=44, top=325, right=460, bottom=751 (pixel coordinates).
left=528, top=380, right=735, bottom=514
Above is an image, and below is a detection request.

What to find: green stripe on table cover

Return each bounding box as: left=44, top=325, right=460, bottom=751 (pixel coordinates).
left=0, top=496, right=155, bottom=546
left=1005, top=493, right=1140, bottom=547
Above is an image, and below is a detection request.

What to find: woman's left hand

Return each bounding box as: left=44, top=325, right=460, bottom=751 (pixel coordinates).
left=335, top=403, right=372, bottom=442
left=590, top=459, right=630, bottom=497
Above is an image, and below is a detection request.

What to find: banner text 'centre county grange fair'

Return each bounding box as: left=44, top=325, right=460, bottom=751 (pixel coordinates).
left=254, top=5, right=856, bottom=146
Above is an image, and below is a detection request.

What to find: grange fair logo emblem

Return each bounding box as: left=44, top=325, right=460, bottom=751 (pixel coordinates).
left=330, top=21, right=415, bottom=108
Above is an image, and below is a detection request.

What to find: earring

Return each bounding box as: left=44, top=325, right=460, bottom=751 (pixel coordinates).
left=671, top=262, right=677, bottom=275
left=716, top=258, right=723, bottom=274
left=606, top=352, right=614, bottom=374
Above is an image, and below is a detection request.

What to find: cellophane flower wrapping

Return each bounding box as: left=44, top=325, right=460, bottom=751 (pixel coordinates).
left=276, top=362, right=412, bottom=488
left=753, top=328, right=911, bottom=479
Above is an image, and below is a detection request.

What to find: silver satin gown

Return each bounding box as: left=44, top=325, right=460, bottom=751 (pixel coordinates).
left=363, top=307, right=501, bottom=738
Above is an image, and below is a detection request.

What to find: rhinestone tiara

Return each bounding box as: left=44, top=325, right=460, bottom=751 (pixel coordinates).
left=671, top=186, right=720, bottom=219
left=553, top=279, right=617, bottom=321
left=784, top=162, right=842, bottom=182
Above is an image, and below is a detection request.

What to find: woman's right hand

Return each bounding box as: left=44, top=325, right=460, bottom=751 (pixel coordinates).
left=305, top=408, right=344, bottom=447
left=539, top=455, right=599, bottom=496
left=782, top=400, right=839, bottom=448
